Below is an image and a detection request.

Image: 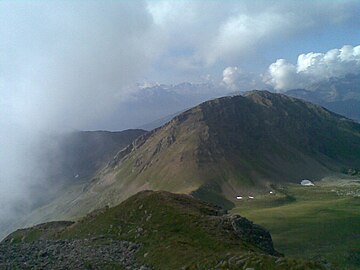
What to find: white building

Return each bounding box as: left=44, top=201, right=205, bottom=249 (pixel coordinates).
left=301, top=179, right=315, bottom=186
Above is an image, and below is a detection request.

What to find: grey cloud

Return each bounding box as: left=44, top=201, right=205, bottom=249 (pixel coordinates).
left=1, top=1, right=162, bottom=131
left=0, top=1, right=161, bottom=234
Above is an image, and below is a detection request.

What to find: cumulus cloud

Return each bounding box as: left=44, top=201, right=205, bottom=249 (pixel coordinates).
left=223, top=67, right=242, bottom=88
left=222, top=66, right=263, bottom=91
left=265, top=45, right=360, bottom=91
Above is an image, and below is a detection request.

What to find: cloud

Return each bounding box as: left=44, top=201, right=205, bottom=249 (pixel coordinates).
left=147, top=0, right=360, bottom=74
left=222, top=66, right=263, bottom=91
left=0, top=1, right=161, bottom=234
left=265, top=45, right=360, bottom=91
left=205, top=12, right=297, bottom=66
left=0, top=1, right=163, bottom=131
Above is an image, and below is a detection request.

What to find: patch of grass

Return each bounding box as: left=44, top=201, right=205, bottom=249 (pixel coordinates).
left=8, top=228, right=42, bottom=243
left=232, top=183, right=360, bottom=270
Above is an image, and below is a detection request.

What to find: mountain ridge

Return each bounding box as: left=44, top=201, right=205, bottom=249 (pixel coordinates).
left=24, top=90, right=360, bottom=223
left=1, top=190, right=330, bottom=269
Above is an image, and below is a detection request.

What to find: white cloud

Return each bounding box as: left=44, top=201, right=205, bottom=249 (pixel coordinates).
left=222, top=66, right=262, bottom=91
left=266, top=59, right=304, bottom=90
left=265, top=45, right=360, bottom=91
left=147, top=0, right=360, bottom=73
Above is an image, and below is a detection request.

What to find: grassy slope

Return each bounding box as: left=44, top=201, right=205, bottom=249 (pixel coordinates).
left=5, top=191, right=327, bottom=270
left=232, top=180, right=360, bottom=270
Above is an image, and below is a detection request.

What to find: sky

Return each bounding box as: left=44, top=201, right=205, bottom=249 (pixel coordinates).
left=1, top=0, right=360, bottom=235
left=1, top=1, right=360, bottom=130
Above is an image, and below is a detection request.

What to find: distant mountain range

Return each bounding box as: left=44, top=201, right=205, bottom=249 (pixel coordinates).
left=127, top=75, right=360, bottom=133
left=104, top=82, right=228, bottom=130
left=24, top=90, right=360, bottom=225
left=285, top=74, right=360, bottom=122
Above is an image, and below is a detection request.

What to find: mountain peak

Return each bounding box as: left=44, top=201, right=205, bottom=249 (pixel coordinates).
left=27, top=92, right=360, bottom=222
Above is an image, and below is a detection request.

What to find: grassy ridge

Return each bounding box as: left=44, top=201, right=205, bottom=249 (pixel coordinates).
left=5, top=191, right=328, bottom=270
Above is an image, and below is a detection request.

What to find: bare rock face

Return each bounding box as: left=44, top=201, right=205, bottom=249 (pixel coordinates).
left=229, top=215, right=280, bottom=256
left=212, top=213, right=279, bottom=257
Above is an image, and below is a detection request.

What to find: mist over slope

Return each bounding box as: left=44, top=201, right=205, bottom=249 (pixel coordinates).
left=42, top=129, right=147, bottom=181
left=0, top=129, right=146, bottom=240
left=26, top=91, right=360, bottom=223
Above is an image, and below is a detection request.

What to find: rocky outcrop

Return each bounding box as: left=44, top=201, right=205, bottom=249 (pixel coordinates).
left=229, top=215, right=279, bottom=256
left=109, top=131, right=152, bottom=168
left=212, top=214, right=279, bottom=256
left=0, top=239, right=151, bottom=270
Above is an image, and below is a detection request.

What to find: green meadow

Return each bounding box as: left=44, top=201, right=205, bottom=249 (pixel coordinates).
left=232, top=179, right=360, bottom=270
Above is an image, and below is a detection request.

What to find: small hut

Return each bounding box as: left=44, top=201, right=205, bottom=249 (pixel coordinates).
left=301, top=179, right=315, bottom=186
